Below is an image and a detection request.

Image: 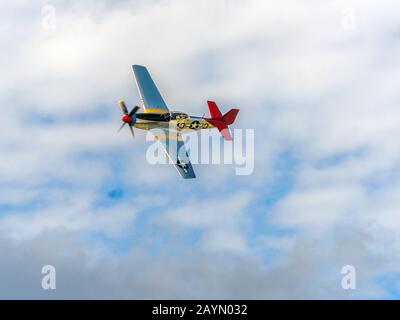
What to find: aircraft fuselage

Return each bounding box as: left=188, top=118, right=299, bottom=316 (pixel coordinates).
left=133, top=111, right=215, bottom=132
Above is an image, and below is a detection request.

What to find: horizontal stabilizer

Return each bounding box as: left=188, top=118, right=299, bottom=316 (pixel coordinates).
left=222, top=108, right=239, bottom=125
left=205, top=118, right=233, bottom=140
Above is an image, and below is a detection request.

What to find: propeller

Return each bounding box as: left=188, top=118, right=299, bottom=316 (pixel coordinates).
left=118, top=100, right=140, bottom=138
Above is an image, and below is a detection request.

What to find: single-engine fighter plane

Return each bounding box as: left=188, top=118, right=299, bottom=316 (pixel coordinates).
left=117, top=65, right=239, bottom=179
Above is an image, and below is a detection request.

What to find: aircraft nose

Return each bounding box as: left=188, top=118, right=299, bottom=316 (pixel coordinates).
left=122, top=115, right=132, bottom=123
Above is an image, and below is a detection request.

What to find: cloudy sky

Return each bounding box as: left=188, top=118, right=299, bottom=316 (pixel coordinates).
left=1, top=0, right=400, bottom=299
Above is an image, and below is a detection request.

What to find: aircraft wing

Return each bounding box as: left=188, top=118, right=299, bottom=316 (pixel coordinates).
left=152, top=128, right=196, bottom=179
left=132, top=65, right=169, bottom=113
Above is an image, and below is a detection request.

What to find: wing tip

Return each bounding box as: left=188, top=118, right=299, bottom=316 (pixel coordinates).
left=183, top=175, right=196, bottom=179
left=132, top=64, right=146, bottom=70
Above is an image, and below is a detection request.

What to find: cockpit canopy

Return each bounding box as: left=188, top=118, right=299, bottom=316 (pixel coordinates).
left=170, top=111, right=189, bottom=120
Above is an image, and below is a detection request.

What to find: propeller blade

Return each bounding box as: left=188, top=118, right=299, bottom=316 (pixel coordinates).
left=128, top=124, right=135, bottom=138
left=118, top=100, right=129, bottom=115
left=118, top=122, right=126, bottom=132
left=129, top=105, right=140, bottom=116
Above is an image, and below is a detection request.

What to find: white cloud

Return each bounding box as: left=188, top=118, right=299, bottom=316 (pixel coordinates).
left=161, top=192, right=251, bottom=253
left=271, top=185, right=366, bottom=231
left=0, top=191, right=139, bottom=241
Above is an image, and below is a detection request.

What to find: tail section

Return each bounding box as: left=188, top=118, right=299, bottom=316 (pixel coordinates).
left=207, top=101, right=223, bottom=118
left=222, top=108, right=239, bottom=125
left=205, top=101, right=239, bottom=141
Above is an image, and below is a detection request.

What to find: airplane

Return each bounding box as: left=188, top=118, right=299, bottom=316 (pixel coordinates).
left=117, top=65, right=239, bottom=179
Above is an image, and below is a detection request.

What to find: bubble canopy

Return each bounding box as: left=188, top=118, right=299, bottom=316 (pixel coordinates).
left=170, top=111, right=189, bottom=119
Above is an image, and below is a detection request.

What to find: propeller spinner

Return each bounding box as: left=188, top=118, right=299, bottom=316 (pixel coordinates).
left=118, top=100, right=140, bottom=138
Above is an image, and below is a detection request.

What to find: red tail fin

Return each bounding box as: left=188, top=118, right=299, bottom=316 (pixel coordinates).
left=207, top=101, right=222, bottom=118
left=205, top=101, right=239, bottom=141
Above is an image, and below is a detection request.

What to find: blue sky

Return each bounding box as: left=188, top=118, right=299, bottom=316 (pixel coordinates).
left=0, top=0, right=400, bottom=299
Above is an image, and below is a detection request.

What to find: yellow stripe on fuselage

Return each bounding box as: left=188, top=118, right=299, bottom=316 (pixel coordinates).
left=154, top=135, right=183, bottom=141
left=144, top=108, right=169, bottom=114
